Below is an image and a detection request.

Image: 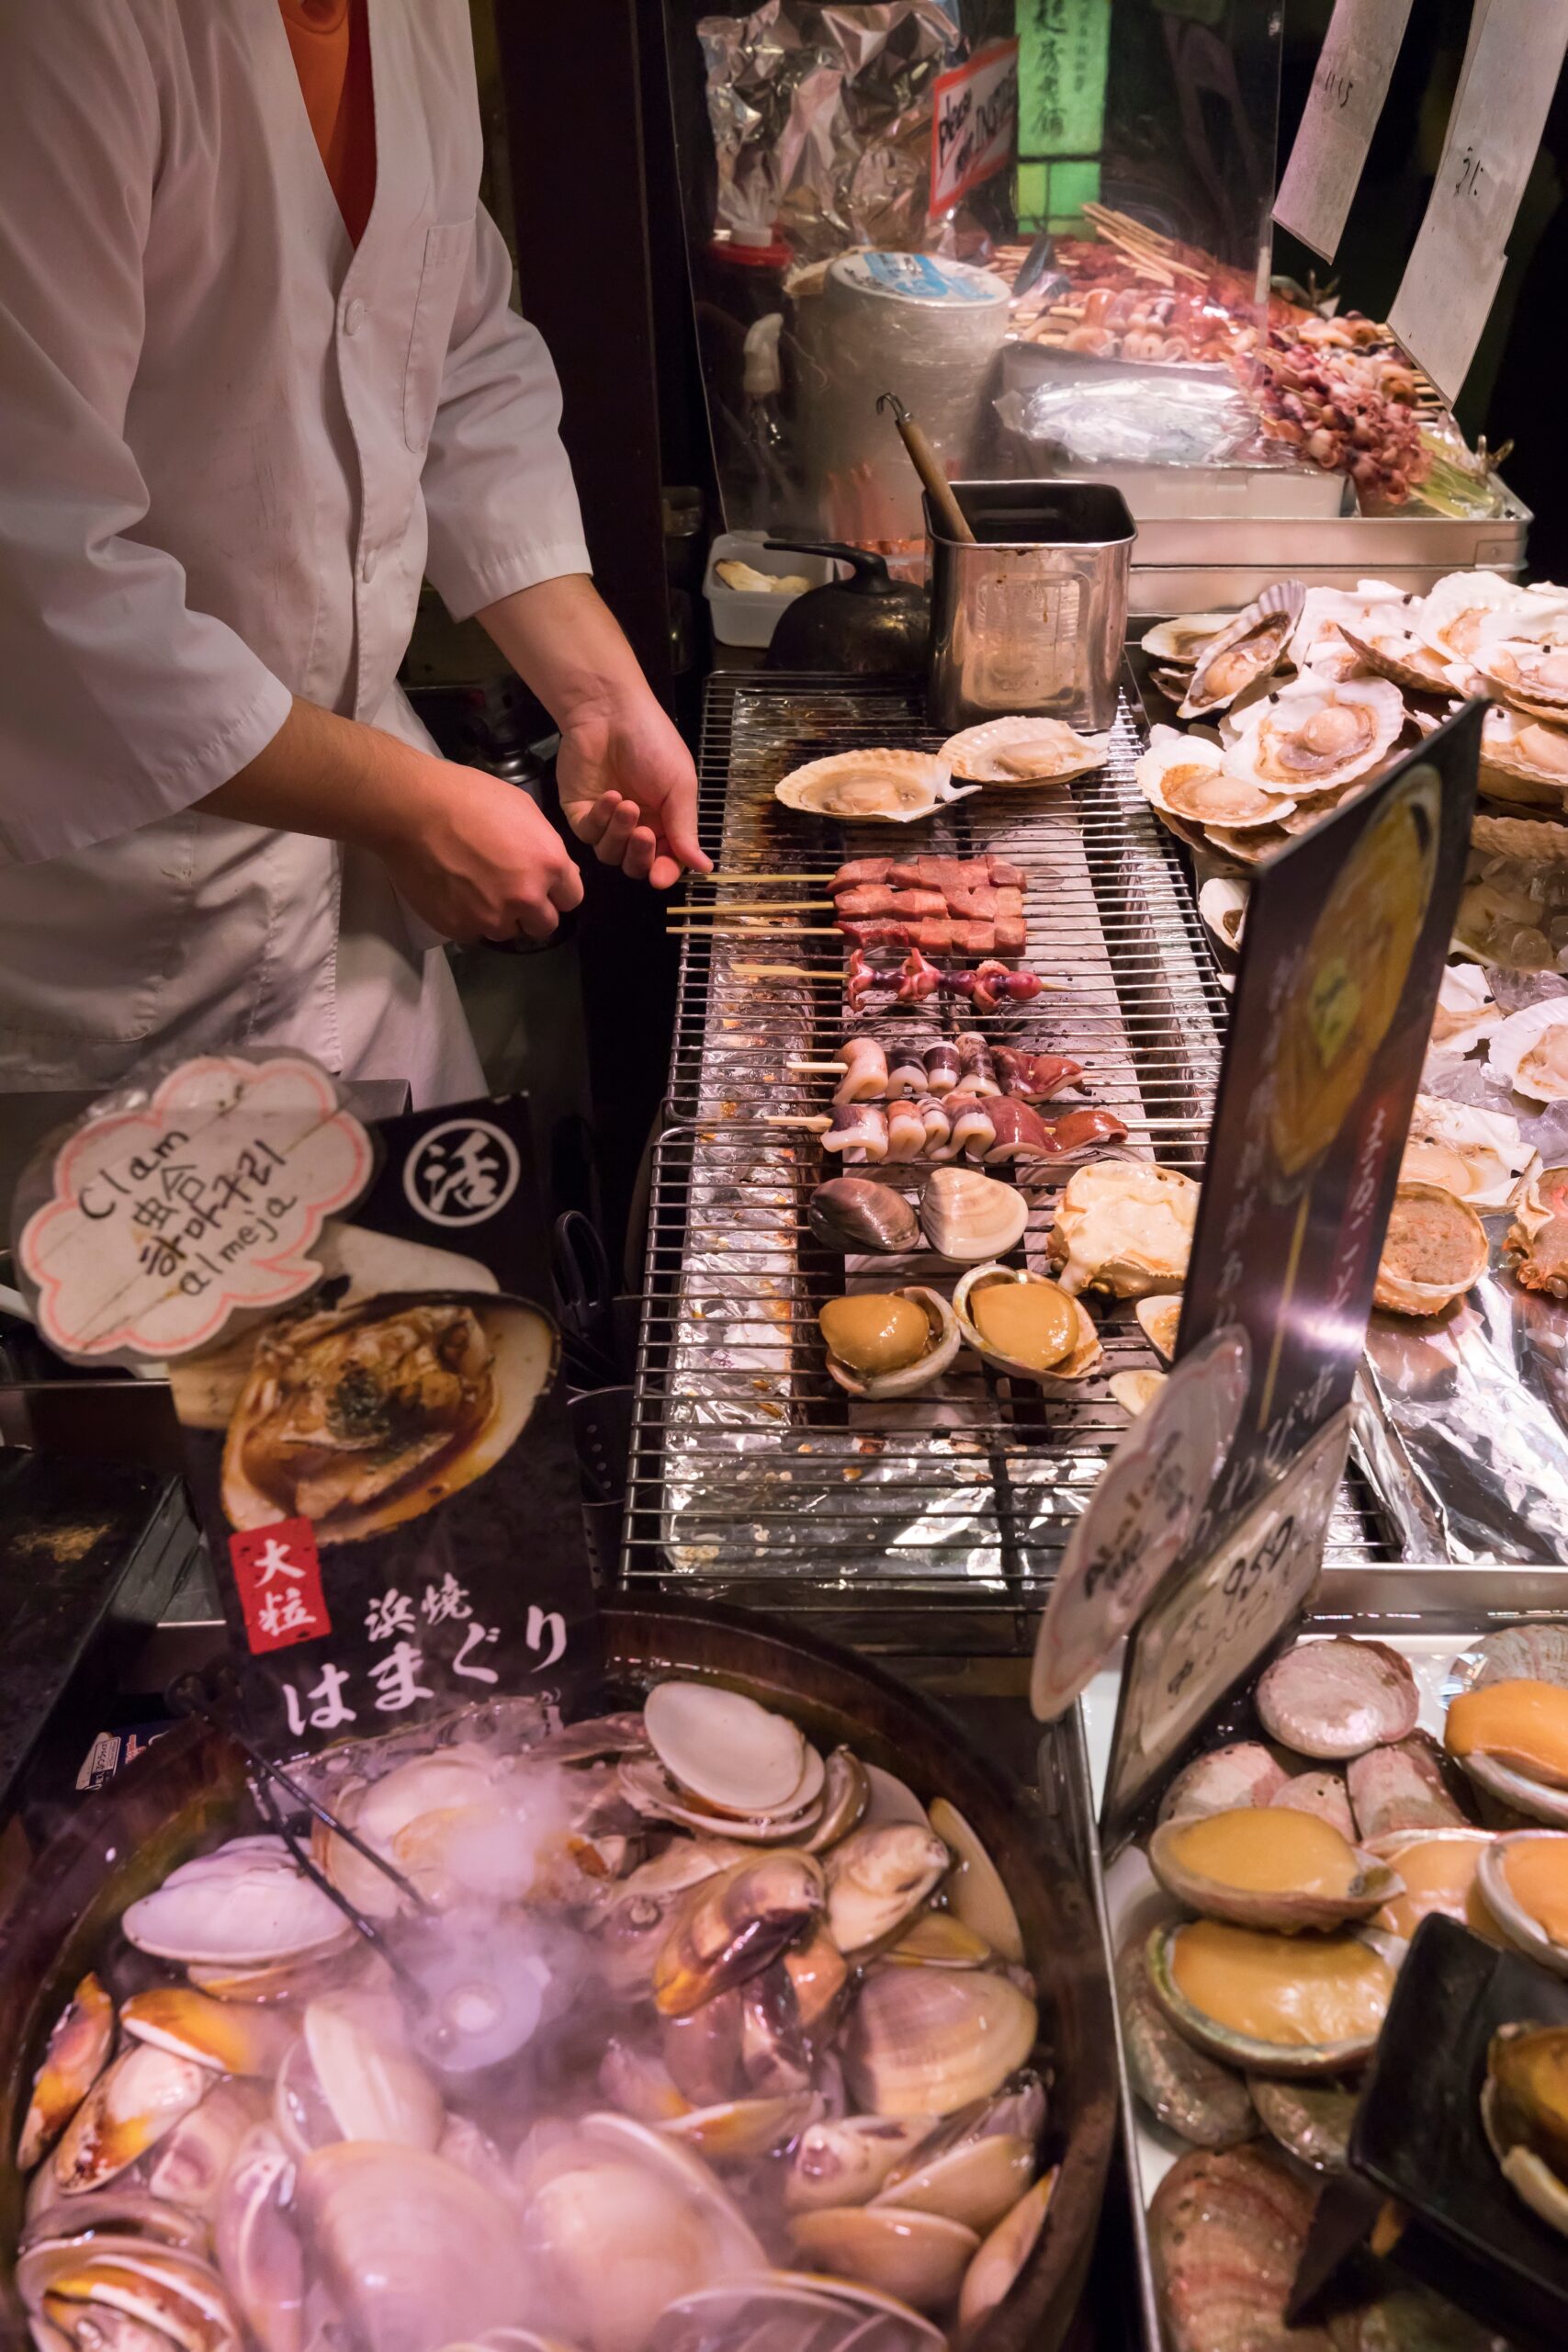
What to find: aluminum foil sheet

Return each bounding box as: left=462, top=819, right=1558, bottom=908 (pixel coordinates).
left=633, top=677, right=1382, bottom=1593
left=698, top=0, right=959, bottom=254
left=1355, top=966, right=1568, bottom=1562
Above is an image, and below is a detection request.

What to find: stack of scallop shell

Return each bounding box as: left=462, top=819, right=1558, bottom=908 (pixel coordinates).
left=1138, top=570, right=1568, bottom=878
left=11, top=1683, right=1056, bottom=2352
left=1123, top=1623, right=1568, bottom=2350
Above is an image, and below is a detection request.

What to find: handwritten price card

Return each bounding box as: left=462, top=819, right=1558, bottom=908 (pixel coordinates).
left=1273, top=0, right=1415, bottom=262
left=1101, top=1411, right=1351, bottom=1844
left=1388, top=0, right=1568, bottom=400
left=930, top=40, right=1020, bottom=220
left=17, top=1054, right=374, bottom=1362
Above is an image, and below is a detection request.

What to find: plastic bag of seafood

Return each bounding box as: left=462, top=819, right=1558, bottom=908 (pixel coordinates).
left=0, top=1602, right=1119, bottom=2352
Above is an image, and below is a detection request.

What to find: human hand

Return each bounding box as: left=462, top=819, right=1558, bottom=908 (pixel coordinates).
left=378, top=759, right=585, bottom=944
left=557, top=688, right=710, bottom=890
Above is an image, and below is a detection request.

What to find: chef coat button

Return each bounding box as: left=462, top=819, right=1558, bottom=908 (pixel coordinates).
left=344, top=298, right=366, bottom=335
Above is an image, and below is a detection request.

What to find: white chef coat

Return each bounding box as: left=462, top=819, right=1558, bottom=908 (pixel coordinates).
left=0, top=0, right=591, bottom=1103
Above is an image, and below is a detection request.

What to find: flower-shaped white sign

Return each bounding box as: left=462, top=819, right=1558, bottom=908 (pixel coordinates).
left=19, top=1055, right=375, bottom=1360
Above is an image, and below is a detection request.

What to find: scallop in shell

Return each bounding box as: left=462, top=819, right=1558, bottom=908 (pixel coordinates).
left=1178, top=583, right=1304, bottom=718
left=1507, top=1164, right=1568, bottom=1296
left=1491, top=997, right=1568, bottom=1102
left=1222, top=676, right=1404, bottom=798
left=1416, top=571, right=1558, bottom=667
left=773, top=752, right=974, bottom=824
left=1372, top=1182, right=1490, bottom=1316
left=1135, top=728, right=1292, bottom=832
left=1397, top=1095, right=1533, bottom=1210
left=1337, top=621, right=1457, bottom=695
left=1427, top=964, right=1500, bottom=1063
left=1480, top=706, right=1568, bottom=800
left=1141, top=613, right=1233, bottom=666
left=1198, top=876, right=1247, bottom=958
left=1480, top=638, right=1568, bottom=717
left=940, top=717, right=1110, bottom=786
left=1288, top=582, right=1408, bottom=680
left=1047, top=1159, right=1199, bottom=1299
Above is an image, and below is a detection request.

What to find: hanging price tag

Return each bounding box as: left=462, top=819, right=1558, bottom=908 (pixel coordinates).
left=1388, top=0, right=1568, bottom=400
left=1273, top=0, right=1416, bottom=262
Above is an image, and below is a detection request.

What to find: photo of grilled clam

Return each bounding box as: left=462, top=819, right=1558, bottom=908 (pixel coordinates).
left=220, top=1291, right=558, bottom=1544
left=8, top=1668, right=1065, bottom=2352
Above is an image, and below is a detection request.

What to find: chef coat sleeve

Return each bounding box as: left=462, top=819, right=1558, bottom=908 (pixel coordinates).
left=0, top=10, right=293, bottom=866
left=419, top=203, right=593, bottom=622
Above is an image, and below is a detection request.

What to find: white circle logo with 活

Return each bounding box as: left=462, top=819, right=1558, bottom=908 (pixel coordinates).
left=403, top=1119, right=522, bottom=1227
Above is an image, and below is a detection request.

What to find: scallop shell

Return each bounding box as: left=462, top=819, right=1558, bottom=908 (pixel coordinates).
left=1222, top=676, right=1404, bottom=798
left=1141, top=613, right=1233, bottom=666
left=1336, top=623, right=1457, bottom=695
left=1134, top=1295, right=1182, bottom=1362
left=1135, top=727, right=1292, bottom=832
left=1416, top=571, right=1552, bottom=665
left=1179, top=583, right=1305, bottom=718
left=940, top=717, right=1110, bottom=786
left=821, top=1286, right=961, bottom=1398
left=1490, top=997, right=1568, bottom=1102
left=1398, top=1095, right=1534, bottom=1210
left=1288, top=583, right=1409, bottom=679
left=1373, top=1182, right=1490, bottom=1316
left=1427, top=964, right=1501, bottom=1062
left=1480, top=705, right=1568, bottom=796
left=1480, top=639, right=1568, bottom=718
left=1202, top=820, right=1291, bottom=867
left=951, top=1263, right=1102, bottom=1386
left=773, top=751, right=975, bottom=824
left=1197, top=876, right=1247, bottom=956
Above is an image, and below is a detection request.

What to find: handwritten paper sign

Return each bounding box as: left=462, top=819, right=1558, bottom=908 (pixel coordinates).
left=1388, top=0, right=1568, bottom=400
left=1273, top=0, right=1416, bottom=262
left=1031, top=1330, right=1249, bottom=1723
left=17, top=1055, right=374, bottom=1362
left=1101, top=1411, right=1351, bottom=1840
left=931, top=40, right=1020, bottom=220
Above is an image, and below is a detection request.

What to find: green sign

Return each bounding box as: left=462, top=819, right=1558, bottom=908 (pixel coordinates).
left=1016, top=0, right=1111, bottom=228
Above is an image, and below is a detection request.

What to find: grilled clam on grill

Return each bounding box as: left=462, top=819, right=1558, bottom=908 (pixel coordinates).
left=13, top=1680, right=1054, bottom=2352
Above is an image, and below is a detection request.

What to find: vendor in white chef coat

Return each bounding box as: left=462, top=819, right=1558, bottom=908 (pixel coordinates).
left=0, top=0, right=708, bottom=1107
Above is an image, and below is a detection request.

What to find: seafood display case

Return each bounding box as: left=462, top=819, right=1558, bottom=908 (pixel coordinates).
left=1081, top=1564, right=1568, bottom=2352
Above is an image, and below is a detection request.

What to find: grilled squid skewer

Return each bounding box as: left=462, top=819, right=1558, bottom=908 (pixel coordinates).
left=915, top=1093, right=953, bottom=1156
left=833, top=1036, right=888, bottom=1104
left=885, top=1098, right=929, bottom=1161
left=886, top=1039, right=931, bottom=1099
left=957, top=1032, right=1001, bottom=1098
left=943, top=1093, right=999, bottom=1161
left=823, top=1102, right=889, bottom=1160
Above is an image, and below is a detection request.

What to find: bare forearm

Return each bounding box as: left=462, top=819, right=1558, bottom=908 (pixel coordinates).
left=474, top=573, right=643, bottom=727
left=195, top=696, right=435, bottom=853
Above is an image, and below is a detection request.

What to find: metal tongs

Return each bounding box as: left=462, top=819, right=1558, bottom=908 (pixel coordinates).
left=168, top=1657, right=433, bottom=1999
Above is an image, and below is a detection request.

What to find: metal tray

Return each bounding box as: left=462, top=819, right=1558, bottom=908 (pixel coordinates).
left=1081, top=1561, right=1568, bottom=2348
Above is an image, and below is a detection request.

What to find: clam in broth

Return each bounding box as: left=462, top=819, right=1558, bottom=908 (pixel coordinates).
left=13, top=1681, right=1052, bottom=2352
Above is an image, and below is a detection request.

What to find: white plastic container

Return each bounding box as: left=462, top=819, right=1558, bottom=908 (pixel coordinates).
left=703, top=533, right=838, bottom=649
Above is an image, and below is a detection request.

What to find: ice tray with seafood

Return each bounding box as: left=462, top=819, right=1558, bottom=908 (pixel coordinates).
left=12, top=1680, right=1058, bottom=2352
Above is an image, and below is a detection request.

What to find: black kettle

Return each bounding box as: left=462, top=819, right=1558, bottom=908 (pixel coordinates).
left=762, top=539, right=930, bottom=680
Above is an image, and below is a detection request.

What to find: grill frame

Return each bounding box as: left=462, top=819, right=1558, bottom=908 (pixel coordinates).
left=622, top=672, right=1394, bottom=1611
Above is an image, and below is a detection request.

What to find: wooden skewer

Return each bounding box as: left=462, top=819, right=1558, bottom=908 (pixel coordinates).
left=765, top=1114, right=832, bottom=1131
left=679, top=899, right=834, bottom=915
left=788, top=1058, right=850, bottom=1073
left=669, top=922, right=841, bottom=937
left=698, top=871, right=837, bottom=885
left=734, top=963, right=821, bottom=980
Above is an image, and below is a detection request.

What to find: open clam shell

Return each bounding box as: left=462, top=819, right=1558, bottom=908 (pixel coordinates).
left=774, top=751, right=974, bottom=824
left=1372, top=1182, right=1490, bottom=1317
left=221, top=1291, right=559, bottom=1544
left=18, top=1976, right=116, bottom=2175
left=1476, top=1832, right=1568, bottom=1974
left=1288, top=583, right=1409, bottom=678
left=1222, top=676, right=1404, bottom=799
left=122, top=1838, right=353, bottom=1969
left=821, top=1287, right=960, bottom=1398
left=1178, top=583, right=1304, bottom=718
left=825, top=1824, right=951, bottom=1957
left=926, top=1800, right=1025, bottom=1965
left=1398, top=1096, right=1533, bottom=1211
left=1446, top=1677, right=1568, bottom=1826
left=1147, top=1807, right=1403, bottom=1932
left=1134, top=1295, right=1182, bottom=1363
left=1491, top=997, right=1568, bottom=1103
left=644, top=1682, right=807, bottom=1817
left=940, top=716, right=1111, bottom=786
left=1145, top=1919, right=1397, bottom=2078
left=1141, top=613, right=1233, bottom=667
left=1480, top=706, right=1568, bottom=799
left=1366, top=1826, right=1494, bottom=1940
left=1197, top=876, right=1247, bottom=959
left=1135, top=727, right=1292, bottom=832
left=952, top=1264, right=1101, bottom=1386
left=1417, top=571, right=1551, bottom=666
left=1336, top=622, right=1455, bottom=696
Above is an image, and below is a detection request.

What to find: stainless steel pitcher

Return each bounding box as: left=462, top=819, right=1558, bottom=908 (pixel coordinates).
left=926, top=481, right=1136, bottom=732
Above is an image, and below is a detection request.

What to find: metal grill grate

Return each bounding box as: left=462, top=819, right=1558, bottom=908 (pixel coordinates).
left=623, top=673, right=1393, bottom=1606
